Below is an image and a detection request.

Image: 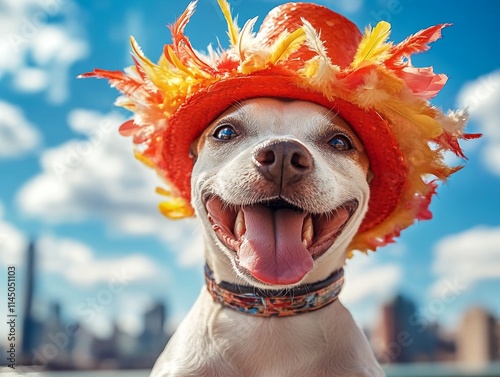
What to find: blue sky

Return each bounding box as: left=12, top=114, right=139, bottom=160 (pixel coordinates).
left=1, top=0, right=499, bottom=342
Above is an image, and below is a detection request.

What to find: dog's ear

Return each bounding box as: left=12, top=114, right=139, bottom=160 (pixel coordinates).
left=367, top=168, right=374, bottom=183
left=189, top=139, right=199, bottom=162
left=190, top=135, right=205, bottom=163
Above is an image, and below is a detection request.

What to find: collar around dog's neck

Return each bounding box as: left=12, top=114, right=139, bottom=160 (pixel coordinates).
left=204, top=264, right=344, bottom=317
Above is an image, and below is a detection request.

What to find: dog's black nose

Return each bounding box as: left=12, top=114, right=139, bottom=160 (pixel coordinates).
left=253, top=139, right=313, bottom=186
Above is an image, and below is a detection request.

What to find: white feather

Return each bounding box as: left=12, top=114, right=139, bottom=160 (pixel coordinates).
left=301, top=18, right=329, bottom=59
left=237, top=16, right=259, bottom=61
left=437, top=109, right=469, bottom=135
left=301, top=19, right=340, bottom=86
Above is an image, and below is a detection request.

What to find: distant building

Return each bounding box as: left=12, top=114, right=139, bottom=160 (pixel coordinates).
left=138, top=302, right=169, bottom=366
left=372, top=294, right=438, bottom=363
left=37, top=302, right=74, bottom=369
left=457, top=307, right=499, bottom=367
left=496, top=321, right=500, bottom=361
left=71, top=324, right=97, bottom=369
left=21, top=240, right=41, bottom=365
left=434, top=326, right=457, bottom=363
left=91, top=323, right=121, bottom=370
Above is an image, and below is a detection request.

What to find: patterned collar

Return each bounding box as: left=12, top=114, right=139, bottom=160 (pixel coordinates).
left=204, top=264, right=344, bottom=317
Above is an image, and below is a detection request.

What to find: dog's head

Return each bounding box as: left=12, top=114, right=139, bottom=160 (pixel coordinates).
left=191, top=98, right=372, bottom=288
left=85, top=1, right=474, bottom=291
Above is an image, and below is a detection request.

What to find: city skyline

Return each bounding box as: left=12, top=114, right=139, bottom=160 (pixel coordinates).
left=1, top=239, right=171, bottom=370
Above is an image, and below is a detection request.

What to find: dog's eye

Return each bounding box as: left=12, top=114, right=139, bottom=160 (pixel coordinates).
left=328, top=135, right=352, bottom=151
left=213, top=125, right=238, bottom=141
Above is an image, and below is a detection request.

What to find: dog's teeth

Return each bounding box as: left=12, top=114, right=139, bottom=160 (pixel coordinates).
left=234, top=210, right=246, bottom=239
left=302, top=215, right=313, bottom=248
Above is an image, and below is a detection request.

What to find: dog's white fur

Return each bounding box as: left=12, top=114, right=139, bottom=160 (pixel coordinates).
left=150, top=99, right=385, bottom=377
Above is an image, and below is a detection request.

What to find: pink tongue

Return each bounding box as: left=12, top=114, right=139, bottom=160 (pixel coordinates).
left=238, top=206, right=313, bottom=285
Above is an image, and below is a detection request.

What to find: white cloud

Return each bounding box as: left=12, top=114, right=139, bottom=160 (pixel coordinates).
left=17, top=109, right=200, bottom=265
left=0, top=220, right=28, bottom=267
left=0, top=198, right=25, bottom=266
left=68, top=108, right=111, bottom=134
left=457, top=70, right=500, bottom=175
left=341, top=252, right=403, bottom=327
left=177, top=230, right=204, bottom=267
left=12, top=67, right=49, bottom=92
left=0, top=0, right=89, bottom=103
left=432, top=226, right=500, bottom=294
left=17, top=110, right=152, bottom=222
left=38, top=235, right=161, bottom=287
left=342, top=255, right=402, bottom=305
left=0, top=100, right=41, bottom=158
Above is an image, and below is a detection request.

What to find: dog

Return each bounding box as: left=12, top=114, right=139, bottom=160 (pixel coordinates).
left=82, top=1, right=474, bottom=375
left=150, top=98, right=384, bottom=377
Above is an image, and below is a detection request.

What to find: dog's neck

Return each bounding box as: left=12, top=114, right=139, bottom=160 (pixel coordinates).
left=204, top=264, right=344, bottom=317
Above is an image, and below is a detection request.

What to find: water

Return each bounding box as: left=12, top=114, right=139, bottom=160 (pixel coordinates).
left=2, top=363, right=500, bottom=377
left=384, top=362, right=500, bottom=377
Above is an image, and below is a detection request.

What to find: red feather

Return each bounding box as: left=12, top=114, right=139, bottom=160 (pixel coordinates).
left=396, top=67, right=448, bottom=99
left=131, top=55, right=148, bottom=81
left=119, top=120, right=140, bottom=137
left=170, top=1, right=197, bottom=47
left=435, top=131, right=482, bottom=159
left=79, top=68, right=143, bottom=97
left=214, top=52, right=239, bottom=73
left=167, top=1, right=216, bottom=74
left=414, top=184, right=435, bottom=221
left=78, top=69, right=126, bottom=81
left=386, top=24, right=451, bottom=68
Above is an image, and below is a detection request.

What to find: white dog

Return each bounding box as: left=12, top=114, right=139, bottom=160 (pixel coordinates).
left=83, top=1, right=473, bottom=375
left=150, top=98, right=384, bottom=377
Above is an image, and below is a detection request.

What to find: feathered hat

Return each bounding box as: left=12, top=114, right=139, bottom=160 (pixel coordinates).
left=81, top=0, right=478, bottom=254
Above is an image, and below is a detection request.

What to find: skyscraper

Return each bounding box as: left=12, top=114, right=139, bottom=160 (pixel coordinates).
left=21, top=240, right=39, bottom=363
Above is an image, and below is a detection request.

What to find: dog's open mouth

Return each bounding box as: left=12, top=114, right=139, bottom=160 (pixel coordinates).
left=206, top=196, right=357, bottom=285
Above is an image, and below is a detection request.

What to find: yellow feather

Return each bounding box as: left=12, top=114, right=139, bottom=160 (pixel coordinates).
left=217, top=0, right=239, bottom=46
left=302, top=57, right=320, bottom=79
left=352, top=21, right=392, bottom=68
left=130, top=36, right=156, bottom=70
left=134, top=151, right=155, bottom=168
left=155, top=187, right=171, bottom=196
left=268, top=28, right=306, bottom=64
left=130, top=36, right=171, bottom=88
left=159, top=199, right=194, bottom=219
left=385, top=102, right=443, bottom=138
left=165, top=45, right=194, bottom=76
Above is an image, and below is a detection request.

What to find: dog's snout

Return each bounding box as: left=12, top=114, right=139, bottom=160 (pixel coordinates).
left=253, top=140, right=313, bottom=186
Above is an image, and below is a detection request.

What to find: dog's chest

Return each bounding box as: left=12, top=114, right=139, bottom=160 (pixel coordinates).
left=152, top=290, right=384, bottom=377
left=215, top=314, right=324, bottom=376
